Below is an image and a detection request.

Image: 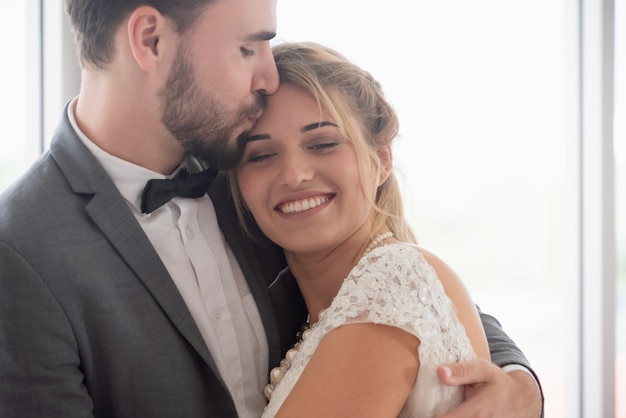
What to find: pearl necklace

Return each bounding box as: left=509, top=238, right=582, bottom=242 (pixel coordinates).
left=363, top=231, right=394, bottom=254
left=263, top=231, right=394, bottom=401
left=264, top=323, right=312, bottom=400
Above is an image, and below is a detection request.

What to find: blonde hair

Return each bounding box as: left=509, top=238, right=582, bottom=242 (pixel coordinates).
left=231, top=41, right=416, bottom=244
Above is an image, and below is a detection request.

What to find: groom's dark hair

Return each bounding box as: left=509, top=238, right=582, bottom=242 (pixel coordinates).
left=65, top=0, right=216, bottom=69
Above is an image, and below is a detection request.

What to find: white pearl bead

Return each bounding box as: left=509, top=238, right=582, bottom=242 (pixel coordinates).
left=286, top=348, right=299, bottom=363
left=301, top=328, right=313, bottom=341
left=270, top=366, right=285, bottom=384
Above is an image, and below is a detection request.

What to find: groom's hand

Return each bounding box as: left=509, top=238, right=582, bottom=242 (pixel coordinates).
left=436, top=359, right=543, bottom=418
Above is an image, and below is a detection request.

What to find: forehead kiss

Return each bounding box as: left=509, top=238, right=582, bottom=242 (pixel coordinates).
left=237, top=82, right=346, bottom=150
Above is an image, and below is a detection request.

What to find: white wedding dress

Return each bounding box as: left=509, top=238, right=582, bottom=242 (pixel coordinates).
left=262, top=243, right=477, bottom=418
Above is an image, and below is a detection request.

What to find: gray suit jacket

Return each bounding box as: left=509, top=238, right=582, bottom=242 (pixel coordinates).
left=0, top=104, right=540, bottom=417
left=0, top=106, right=305, bottom=417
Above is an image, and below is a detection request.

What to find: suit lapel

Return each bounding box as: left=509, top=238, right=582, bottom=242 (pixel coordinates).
left=49, top=105, right=226, bottom=388
left=209, top=173, right=307, bottom=367
left=208, top=173, right=284, bottom=366
left=85, top=187, right=223, bottom=375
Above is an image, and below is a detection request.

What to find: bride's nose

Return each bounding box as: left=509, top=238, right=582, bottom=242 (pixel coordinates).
left=278, top=151, right=314, bottom=187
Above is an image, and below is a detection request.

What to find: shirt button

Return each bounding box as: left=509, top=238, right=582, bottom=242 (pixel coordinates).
left=213, top=307, right=222, bottom=319
left=185, top=226, right=193, bottom=239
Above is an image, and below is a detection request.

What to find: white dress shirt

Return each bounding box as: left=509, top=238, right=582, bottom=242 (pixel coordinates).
left=68, top=98, right=268, bottom=418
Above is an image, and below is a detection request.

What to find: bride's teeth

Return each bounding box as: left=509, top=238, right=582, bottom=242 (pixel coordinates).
left=280, top=196, right=328, bottom=214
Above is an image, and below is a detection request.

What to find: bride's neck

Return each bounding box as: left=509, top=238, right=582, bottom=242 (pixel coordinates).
left=286, top=247, right=357, bottom=324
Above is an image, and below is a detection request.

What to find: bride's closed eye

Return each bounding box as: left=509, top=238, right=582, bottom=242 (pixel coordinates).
left=308, top=138, right=340, bottom=152
left=242, top=147, right=277, bottom=164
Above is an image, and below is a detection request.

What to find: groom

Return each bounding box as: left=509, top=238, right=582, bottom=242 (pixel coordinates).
left=0, top=0, right=542, bottom=416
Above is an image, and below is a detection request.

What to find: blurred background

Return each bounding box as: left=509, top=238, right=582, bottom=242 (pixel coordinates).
left=0, top=1, right=623, bottom=416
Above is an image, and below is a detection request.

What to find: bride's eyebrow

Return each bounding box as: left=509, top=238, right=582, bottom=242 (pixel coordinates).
left=242, top=121, right=339, bottom=145
left=301, top=121, right=338, bottom=133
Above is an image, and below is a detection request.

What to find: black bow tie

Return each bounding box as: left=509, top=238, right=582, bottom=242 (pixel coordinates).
left=141, top=168, right=218, bottom=214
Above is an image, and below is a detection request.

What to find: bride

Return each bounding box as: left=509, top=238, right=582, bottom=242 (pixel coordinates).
left=230, top=41, right=490, bottom=417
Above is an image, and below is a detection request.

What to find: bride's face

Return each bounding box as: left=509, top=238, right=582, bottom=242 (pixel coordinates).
left=236, top=84, right=377, bottom=255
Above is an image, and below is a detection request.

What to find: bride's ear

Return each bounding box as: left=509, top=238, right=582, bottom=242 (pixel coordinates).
left=376, top=144, right=393, bottom=186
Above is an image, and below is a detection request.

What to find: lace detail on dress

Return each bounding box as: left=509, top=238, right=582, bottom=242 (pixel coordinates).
left=262, top=243, right=476, bottom=418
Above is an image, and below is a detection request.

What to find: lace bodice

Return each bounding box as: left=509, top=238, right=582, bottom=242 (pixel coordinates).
left=262, top=243, right=476, bottom=418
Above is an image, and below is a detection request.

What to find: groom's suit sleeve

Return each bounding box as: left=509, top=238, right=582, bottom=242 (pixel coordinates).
left=479, top=307, right=544, bottom=416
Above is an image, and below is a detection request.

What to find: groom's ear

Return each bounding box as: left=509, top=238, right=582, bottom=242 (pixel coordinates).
left=127, top=6, right=170, bottom=71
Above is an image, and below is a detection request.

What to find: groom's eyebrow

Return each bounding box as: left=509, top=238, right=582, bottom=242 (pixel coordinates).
left=245, top=30, right=277, bottom=42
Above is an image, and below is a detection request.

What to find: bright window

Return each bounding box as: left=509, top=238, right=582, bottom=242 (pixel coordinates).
left=276, top=1, right=618, bottom=417
left=0, top=1, right=41, bottom=191
left=615, top=0, right=625, bottom=415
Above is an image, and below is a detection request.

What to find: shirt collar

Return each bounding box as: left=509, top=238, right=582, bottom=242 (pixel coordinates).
left=67, top=97, right=199, bottom=212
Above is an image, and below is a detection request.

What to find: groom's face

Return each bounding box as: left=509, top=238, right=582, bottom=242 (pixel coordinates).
left=159, top=0, right=279, bottom=170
